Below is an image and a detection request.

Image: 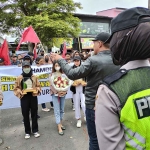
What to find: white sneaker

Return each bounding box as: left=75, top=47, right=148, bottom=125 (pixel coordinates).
left=72, top=105, right=75, bottom=111
left=33, top=132, right=40, bottom=138
left=42, top=108, right=50, bottom=112
left=84, top=117, right=86, bottom=122
left=77, top=120, right=82, bottom=128
left=25, top=134, right=30, bottom=139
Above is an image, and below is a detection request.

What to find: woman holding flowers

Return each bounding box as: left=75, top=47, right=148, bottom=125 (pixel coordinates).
left=49, top=61, right=69, bottom=135
left=70, top=56, right=86, bottom=128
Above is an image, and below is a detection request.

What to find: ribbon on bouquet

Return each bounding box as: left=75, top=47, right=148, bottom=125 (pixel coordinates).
left=58, top=97, right=60, bottom=103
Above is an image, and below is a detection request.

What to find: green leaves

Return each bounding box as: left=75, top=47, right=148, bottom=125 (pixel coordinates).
left=0, top=0, right=82, bottom=47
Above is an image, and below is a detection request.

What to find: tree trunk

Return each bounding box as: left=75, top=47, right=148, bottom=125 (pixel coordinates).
left=28, top=42, right=34, bottom=52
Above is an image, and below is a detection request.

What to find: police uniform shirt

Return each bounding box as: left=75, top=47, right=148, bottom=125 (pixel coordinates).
left=95, top=59, right=150, bottom=150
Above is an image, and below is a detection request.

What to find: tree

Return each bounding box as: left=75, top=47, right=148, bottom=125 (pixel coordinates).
left=0, top=0, right=82, bottom=47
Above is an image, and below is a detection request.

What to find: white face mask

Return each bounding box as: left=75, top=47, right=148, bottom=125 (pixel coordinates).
left=55, top=66, right=60, bottom=71
left=23, top=68, right=31, bottom=74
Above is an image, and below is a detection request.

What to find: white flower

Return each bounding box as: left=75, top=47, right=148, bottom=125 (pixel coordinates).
left=61, top=78, right=65, bottom=81
left=64, top=83, right=67, bottom=87
left=57, top=81, right=61, bottom=84
left=56, top=85, right=59, bottom=88
left=54, top=78, right=57, bottom=82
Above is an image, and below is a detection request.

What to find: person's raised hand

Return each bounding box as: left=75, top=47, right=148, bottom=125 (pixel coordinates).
left=50, top=53, right=63, bottom=62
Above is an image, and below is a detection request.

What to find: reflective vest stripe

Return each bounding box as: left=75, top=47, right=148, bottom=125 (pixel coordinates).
left=123, top=125, right=145, bottom=149
left=127, top=140, right=145, bottom=150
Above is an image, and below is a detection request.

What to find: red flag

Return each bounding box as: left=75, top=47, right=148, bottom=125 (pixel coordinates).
left=62, top=43, right=67, bottom=58
left=0, top=39, right=11, bottom=65
left=33, top=44, right=37, bottom=59
left=16, top=26, right=40, bottom=50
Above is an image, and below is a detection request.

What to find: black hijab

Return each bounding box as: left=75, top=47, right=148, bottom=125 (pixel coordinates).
left=110, top=22, right=150, bottom=66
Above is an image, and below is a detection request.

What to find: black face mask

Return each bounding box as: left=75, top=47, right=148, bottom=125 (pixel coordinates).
left=45, top=58, right=49, bottom=63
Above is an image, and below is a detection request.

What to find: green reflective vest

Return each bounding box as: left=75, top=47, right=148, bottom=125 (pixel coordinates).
left=105, top=67, right=150, bottom=150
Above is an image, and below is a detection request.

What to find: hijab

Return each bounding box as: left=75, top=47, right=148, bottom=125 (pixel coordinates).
left=110, top=22, right=150, bottom=65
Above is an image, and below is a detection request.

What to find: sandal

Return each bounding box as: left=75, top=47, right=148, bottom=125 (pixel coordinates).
left=61, top=126, right=66, bottom=130
left=59, top=131, right=64, bottom=135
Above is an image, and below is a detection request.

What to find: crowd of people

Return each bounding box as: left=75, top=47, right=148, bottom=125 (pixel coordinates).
left=0, top=49, right=92, bottom=67
left=1, top=6, right=150, bottom=150
left=0, top=47, right=94, bottom=139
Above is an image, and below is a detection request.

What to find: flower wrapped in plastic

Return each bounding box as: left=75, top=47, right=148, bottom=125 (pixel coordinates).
left=50, top=74, right=73, bottom=92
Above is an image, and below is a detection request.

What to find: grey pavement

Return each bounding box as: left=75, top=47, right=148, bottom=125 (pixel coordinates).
left=0, top=99, right=89, bottom=150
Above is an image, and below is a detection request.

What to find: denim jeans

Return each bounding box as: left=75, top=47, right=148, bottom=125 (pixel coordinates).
left=52, top=95, right=66, bottom=124
left=86, top=108, right=100, bottom=150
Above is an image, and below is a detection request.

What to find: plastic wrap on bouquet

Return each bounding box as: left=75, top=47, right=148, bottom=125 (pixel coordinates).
left=72, top=79, right=87, bottom=87
left=50, top=74, right=73, bottom=92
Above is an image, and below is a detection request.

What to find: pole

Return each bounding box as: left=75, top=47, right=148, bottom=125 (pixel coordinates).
left=78, top=37, right=81, bottom=52
left=148, top=0, right=150, bottom=9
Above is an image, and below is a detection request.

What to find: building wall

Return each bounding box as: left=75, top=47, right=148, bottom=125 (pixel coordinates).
left=96, top=8, right=124, bottom=18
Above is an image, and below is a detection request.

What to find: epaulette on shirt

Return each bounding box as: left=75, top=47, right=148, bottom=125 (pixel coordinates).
left=102, top=69, right=128, bottom=86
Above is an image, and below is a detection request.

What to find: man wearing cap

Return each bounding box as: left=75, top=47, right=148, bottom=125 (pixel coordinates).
left=95, top=7, right=150, bottom=150
left=11, top=54, right=19, bottom=65
left=50, top=32, right=119, bottom=150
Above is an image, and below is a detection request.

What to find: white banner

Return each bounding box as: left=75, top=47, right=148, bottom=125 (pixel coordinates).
left=0, top=65, right=73, bottom=109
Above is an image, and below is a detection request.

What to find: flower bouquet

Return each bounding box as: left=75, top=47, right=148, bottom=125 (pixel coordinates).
left=0, top=99, right=3, bottom=106
left=72, top=79, right=87, bottom=87
left=50, top=74, right=73, bottom=92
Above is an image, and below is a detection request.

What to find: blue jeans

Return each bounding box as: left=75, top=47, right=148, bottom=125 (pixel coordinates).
left=86, top=108, right=100, bottom=150
left=52, top=95, right=66, bottom=124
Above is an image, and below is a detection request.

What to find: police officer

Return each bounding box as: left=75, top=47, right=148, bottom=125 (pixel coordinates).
left=95, top=7, right=150, bottom=150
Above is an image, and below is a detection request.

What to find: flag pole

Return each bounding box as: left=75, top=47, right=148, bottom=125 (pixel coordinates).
left=33, top=43, right=37, bottom=59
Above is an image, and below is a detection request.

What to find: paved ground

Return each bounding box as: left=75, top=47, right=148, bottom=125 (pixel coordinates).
left=0, top=99, right=89, bottom=150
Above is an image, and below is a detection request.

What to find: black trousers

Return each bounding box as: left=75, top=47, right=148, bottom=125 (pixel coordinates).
left=21, top=93, right=38, bottom=134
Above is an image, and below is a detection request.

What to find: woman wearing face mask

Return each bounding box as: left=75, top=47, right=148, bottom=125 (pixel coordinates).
left=49, top=61, right=67, bottom=135
left=70, top=56, right=86, bottom=128
left=14, top=61, right=41, bottom=139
